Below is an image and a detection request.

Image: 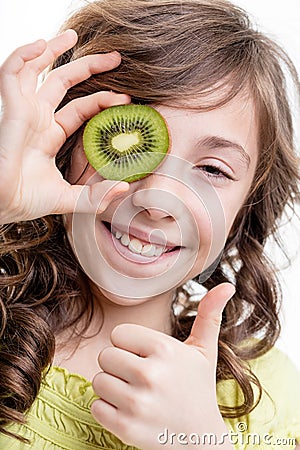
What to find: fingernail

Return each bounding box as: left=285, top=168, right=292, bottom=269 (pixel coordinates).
left=113, top=181, right=130, bottom=192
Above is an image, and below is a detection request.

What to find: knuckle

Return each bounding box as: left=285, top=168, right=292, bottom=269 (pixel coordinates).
left=60, top=75, right=73, bottom=90
left=67, top=98, right=85, bottom=118
left=46, top=68, right=72, bottom=90
left=133, top=363, right=161, bottom=388
left=127, top=392, right=151, bottom=418
left=95, top=90, right=110, bottom=98
left=152, top=338, right=175, bottom=357
left=198, top=312, right=222, bottom=328
left=210, top=315, right=222, bottom=328
left=135, top=365, right=152, bottom=387
left=115, top=415, right=135, bottom=442
left=125, top=391, right=141, bottom=413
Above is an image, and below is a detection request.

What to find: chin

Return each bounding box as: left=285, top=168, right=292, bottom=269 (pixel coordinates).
left=95, top=284, right=162, bottom=306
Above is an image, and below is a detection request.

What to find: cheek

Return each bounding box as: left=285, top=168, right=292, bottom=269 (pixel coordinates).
left=220, top=181, right=254, bottom=236
left=184, top=195, right=227, bottom=274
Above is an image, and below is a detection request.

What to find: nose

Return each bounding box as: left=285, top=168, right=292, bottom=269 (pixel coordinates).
left=131, top=170, right=185, bottom=221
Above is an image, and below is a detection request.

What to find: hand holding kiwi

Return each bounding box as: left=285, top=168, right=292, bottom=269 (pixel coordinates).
left=0, top=30, right=130, bottom=224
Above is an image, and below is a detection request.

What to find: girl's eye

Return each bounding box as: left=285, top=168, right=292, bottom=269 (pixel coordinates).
left=197, top=164, right=234, bottom=181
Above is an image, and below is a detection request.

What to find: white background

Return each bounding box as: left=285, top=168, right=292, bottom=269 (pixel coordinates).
left=0, top=1, right=299, bottom=369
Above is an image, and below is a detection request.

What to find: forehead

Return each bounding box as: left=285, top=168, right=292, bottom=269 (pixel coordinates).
left=161, top=79, right=258, bottom=128
left=156, top=90, right=259, bottom=159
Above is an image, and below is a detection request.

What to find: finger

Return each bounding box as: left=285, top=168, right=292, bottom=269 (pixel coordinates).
left=0, top=39, right=46, bottom=101
left=184, top=283, right=235, bottom=364
left=55, top=180, right=129, bottom=215
left=38, top=51, right=122, bottom=107
left=18, top=30, right=78, bottom=96
left=25, top=29, right=78, bottom=75
left=91, top=398, right=119, bottom=437
left=99, top=346, right=142, bottom=384
left=0, top=39, right=46, bottom=77
left=0, top=30, right=77, bottom=102
left=93, top=371, right=129, bottom=409
left=55, top=92, right=131, bottom=139
left=111, top=323, right=173, bottom=357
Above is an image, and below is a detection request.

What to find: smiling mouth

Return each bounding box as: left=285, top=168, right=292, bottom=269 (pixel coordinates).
left=102, top=221, right=181, bottom=258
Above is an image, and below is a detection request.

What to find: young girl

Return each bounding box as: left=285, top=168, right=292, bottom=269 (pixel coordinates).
left=0, top=0, right=299, bottom=449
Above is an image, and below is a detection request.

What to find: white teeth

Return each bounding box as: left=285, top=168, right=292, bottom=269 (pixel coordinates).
left=141, top=244, right=156, bottom=257
left=120, top=233, right=130, bottom=246
left=154, top=246, right=164, bottom=257
left=112, top=228, right=169, bottom=257
left=129, top=238, right=143, bottom=254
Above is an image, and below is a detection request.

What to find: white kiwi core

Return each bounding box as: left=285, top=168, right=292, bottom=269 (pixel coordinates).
left=112, top=132, right=140, bottom=152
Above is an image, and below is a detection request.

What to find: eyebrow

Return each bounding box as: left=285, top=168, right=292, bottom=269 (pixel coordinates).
left=197, top=135, right=251, bottom=169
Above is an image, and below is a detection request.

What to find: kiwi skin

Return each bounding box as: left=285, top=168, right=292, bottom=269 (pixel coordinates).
left=83, top=104, right=170, bottom=182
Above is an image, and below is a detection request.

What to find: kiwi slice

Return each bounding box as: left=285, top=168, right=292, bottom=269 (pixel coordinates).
left=83, top=104, right=169, bottom=182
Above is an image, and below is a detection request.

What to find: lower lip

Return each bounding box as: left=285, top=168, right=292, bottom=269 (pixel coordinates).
left=100, top=221, right=181, bottom=264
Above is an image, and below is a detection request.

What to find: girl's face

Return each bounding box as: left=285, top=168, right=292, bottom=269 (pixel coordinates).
left=65, top=93, right=258, bottom=301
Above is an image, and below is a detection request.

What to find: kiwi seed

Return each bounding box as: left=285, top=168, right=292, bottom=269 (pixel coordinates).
left=83, top=104, right=170, bottom=182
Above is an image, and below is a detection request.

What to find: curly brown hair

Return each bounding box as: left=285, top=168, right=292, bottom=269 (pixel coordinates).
left=0, top=0, right=299, bottom=441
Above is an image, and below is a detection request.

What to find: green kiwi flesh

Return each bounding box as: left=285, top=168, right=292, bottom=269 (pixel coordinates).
left=83, top=104, right=170, bottom=182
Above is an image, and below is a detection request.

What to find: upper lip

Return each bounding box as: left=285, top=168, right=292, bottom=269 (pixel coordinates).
left=106, top=222, right=181, bottom=249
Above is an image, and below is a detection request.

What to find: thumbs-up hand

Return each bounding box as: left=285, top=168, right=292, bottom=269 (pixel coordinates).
left=91, top=283, right=235, bottom=450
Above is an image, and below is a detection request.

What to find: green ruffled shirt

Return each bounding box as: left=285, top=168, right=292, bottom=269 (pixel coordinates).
left=2, top=346, right=300, bottom=449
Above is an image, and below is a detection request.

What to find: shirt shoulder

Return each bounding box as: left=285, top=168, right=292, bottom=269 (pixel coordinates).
left=0, top=366, right=139, bottom=450
left=217, top=345, right=300, bottom=448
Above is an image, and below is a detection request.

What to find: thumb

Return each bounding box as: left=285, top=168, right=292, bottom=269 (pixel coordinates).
left=184, top=283, right=235, bottom=364
left=59, top=180, right=129, bottom=214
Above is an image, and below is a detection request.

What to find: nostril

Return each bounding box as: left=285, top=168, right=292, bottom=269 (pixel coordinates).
left=144, top=207, right=173, bottom=221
